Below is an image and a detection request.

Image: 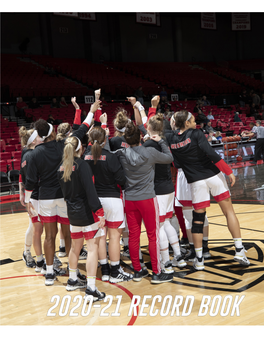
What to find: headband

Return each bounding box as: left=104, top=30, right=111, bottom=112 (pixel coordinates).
left=171, top=115, right=175, bottom=122
left=115, top=119, right=131, bottom=133
left=75, top=137, right=81, bottom=151
left=67, top=137, right=81, bottom=151
left=40, top=123, right=53, bottom=141
left=65, top=129, right=72, bottom=136
left=26, top=130, right=38, bottom=147
left=93, top=139, right=105, bottom=147
left=186, top=112, right=192, bottom=121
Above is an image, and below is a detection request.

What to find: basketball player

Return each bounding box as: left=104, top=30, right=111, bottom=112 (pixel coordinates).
left=84, top=126, right=133, bottom=283
left=58, top=135, right=106, bottom=301
left=24, top=98, right=101, bottom=285
left=165, top=110, right=250, bottom=270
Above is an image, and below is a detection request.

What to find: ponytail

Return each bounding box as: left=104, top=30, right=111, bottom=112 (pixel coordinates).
left=89, top=127, right=106, bottom=164
left=61, top=136, right=79, bottom=182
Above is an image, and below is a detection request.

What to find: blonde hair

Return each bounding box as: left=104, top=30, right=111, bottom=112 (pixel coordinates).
left=113, top=108, right=129, bottom=137
left=56, top=123, right=71, bottom=141
left=148, top=113, right=164, bottom=134
left=61, top=136, right=79, bottom=182
left=19, top=126, right=35, bottom=147
left=215, top=131, right=221, bottom=138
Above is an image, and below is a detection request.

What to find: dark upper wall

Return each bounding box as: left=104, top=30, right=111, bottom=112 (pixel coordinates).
left=1, top=12, right=264, bottom=63
left=1, top=13, right=42, bottom=55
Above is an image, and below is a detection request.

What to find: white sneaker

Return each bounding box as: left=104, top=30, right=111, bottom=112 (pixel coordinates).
left=172, top=255, right=187, bottom=268
left=161, top=261, right=174, bottom=274
left=193, top=257, right=204, bottom=271
left=234, top=247, right=250, bottom=266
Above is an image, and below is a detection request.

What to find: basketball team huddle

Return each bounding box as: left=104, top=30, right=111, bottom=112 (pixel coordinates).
left=19, top=90, right=250, bottom=302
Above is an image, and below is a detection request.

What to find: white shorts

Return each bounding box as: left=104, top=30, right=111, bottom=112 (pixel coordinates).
left=29, top=198, right=41, bottom=224
left=175, top=168, right=192, bottom=207
left=39, top=198, right=69, bottom=225
left=70, top=222, right=105, bottom=240
left=156, top=192, right=174, bottom=223
left=190, top=172, right=230, bottom=210
left=99, top=197, right=125, bottom=229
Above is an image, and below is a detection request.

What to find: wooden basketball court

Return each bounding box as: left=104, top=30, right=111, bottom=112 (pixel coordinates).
left=0, top=164, right=264, bottom=327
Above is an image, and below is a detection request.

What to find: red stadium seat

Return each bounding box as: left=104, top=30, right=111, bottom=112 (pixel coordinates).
left=0, top=152, right=12, bottom=161
left=5, top=145, right=16, bottom=153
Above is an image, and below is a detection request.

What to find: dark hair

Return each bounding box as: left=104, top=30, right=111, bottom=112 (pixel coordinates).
left=34, top=119, right=50, bottom=137
left=249, top=122, right=256, bottom=127
left=89, top=127, right=106, bottom=164
left=34, top=118, right=54, bottom=142
left=148, top=113, right=164, bottom=134
left=124, top=121, right=141, bottom=146
left=174, top=110, right=190, bottom=130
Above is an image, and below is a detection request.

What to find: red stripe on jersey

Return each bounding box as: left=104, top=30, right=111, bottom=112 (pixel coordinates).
left=57, top=216, right=70, bottom=225
left=92, top=211, right=99, bottom=223
left=95, top=208, right=104, bottom=218
left=39, top=215, right=57, bottom=223
left=73, top=109, right=82, bottom=125
left=144, top=107, right=156, bottom=128
left=159, top=214, right=166, bottom=223
left=179, top=200, right=193, bottom=207
left=83, top=122, right=90, bottom=128
left=84, top=230, right=98, bottom=240
left=31, top=216, right=40, bottom=224
left=213, top=190, right=230, bottom=202
left=117, top=184, right=123, bottom=199
left=71, top=231, right=84, bottom=239
left=165, top=211, right=173, bottom=219
left=215, top=159, right=233, bottom=175
left=193, top=200, right=211, bottom=210
left=106, top=220, right=123, bottom=229
left=19, top=174, right=22, bottom=183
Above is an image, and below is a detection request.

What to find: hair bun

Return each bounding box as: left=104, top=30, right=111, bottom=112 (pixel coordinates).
left=18, top=126, right=27, bottom=137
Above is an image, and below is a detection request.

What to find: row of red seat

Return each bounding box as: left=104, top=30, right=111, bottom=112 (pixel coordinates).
left=0, top=159, right=20, bottom=173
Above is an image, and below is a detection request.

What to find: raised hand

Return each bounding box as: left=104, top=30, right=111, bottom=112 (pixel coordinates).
left=127, top=97, right=137, bottom=106
left=100, top=113, right=107, bottom=124
left=151, top=95, right=160, bottom=108
left=71, top=97, right=80, bottom=110
left=90, top=100, right=101, bottom=113
left=95, top=88, right=101, bottom=101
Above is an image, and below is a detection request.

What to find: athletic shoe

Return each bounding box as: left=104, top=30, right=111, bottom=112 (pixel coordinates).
left=66, top=278, right=86, bottom=291
left=161, top=261, right=174, bottom=274
left=58, top=246, right=66, bottom=257
left=22, top=251, right=36, bottom=268
left=122, top=245, right=130, bottom=258
left=35, top=259, right=45, bottom=272
left=45, top=273, right=56, bottom=286
left=133, top=269, right=149, bottom=282
left=180, top=237, right=189, bottom=247
left=84, top=287, right=106, bottom=302
left=151, top=272, right=173, bottom=284
left=79, top=247, right=87, bottom=260
left=41, top=263, right=66, bottom=276
left=193, top=257, right=205, bottom=271
left=234, top=247, right=250, bottom=266
left=184, top=249, right=196, bottom=262
left=203, top=247, right=212, bottom=259
left=101, top=263, right=110, bottom=282
left=109, top=267, right=133, bottom=283
left=53, top=254, right=62, bottom=267
left=77, top=269, right=87, bottom=283
left=180, top=246, right=188, bottom=255
left=172, top=255, right=187, bottom=268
